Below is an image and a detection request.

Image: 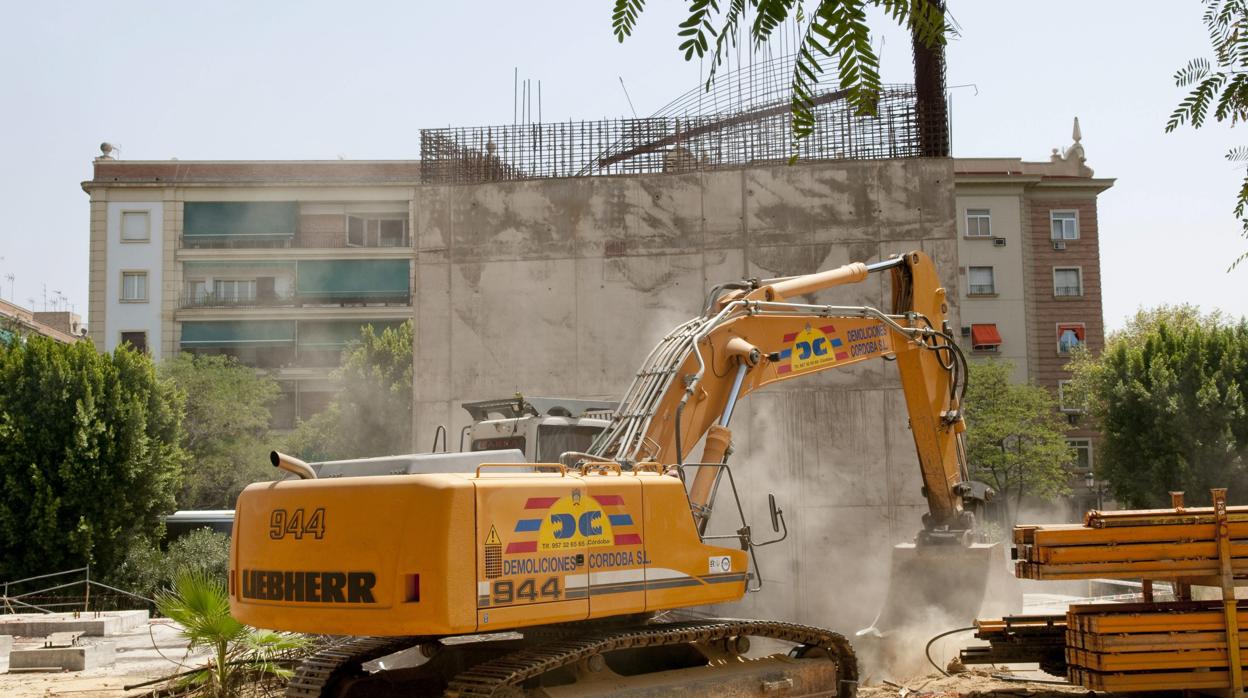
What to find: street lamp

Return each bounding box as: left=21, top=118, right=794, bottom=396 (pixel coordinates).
left=1084, top=471, right=1104, bottom=510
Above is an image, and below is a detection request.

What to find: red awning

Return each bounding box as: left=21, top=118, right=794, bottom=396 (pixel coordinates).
left=971, top=323, right=1003, bottom=346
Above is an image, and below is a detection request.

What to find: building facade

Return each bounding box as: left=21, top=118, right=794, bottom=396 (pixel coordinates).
left=82, top=124, right=1113, bottom=489
left=82, top=157, right=422, bottom=427
left=953, top=120, right=1115, bottom=511
left=0, top=300, right=86, bottom=344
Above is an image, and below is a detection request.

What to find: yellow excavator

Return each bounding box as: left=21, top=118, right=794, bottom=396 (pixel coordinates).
left=231, top=250, right=998, bottom=697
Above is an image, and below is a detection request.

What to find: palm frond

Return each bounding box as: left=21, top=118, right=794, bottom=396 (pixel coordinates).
left=678, top=0, right=719, bottom=60
left=1230, top=250, right=1248, bottom=271
left=612, top=0, right=647, bottom=42
left=1167, top=73, right=1228, bottom=131
left=877, top=0, right=947, bottom=48
left=705, top=0, right=745, bottom=89
left=1227, top=145, right=1248, bottom=162
left=752, top=0, right=791, bottom=48
left=1215, top=73, right=1248, bottom=124
left=1174, top=57, right=1211, bottom=86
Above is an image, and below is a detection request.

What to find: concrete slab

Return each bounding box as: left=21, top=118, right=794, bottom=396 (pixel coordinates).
left=0, top=635, right=11, bottom=672
left=0, top=610, right=148, bottom=638
left=9, top=641, right=115, bottom=672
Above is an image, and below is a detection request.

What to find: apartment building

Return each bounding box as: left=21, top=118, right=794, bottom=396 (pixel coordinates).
left=953, top=120, right=1114, bottom=508
left=82, top=156, right=421, bottom=427
left=0, top=299, right=86, bottom=344
left=82, top=122, right=1112, bottom=458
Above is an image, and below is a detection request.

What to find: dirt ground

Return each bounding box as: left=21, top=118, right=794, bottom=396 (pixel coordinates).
left=0, top=625, right=1091, bottom=698
left=860, top=668, right=1094, bottom=698
left=0, top=621, right=210, bottom=698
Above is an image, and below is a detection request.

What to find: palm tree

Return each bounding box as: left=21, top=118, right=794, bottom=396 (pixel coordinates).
left=156, top=569, right=307, bottom=698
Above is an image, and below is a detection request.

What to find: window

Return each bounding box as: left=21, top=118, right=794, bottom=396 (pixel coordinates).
left=971, top=323, right=1003, bottom=352
left=347, top=215, right=407, bottom=247
left=1057, top=322, right=1086, bottom=354
left=121, top=271, right=148, bottom=302
left=537, top=425, right=605, bottom=463
left=1058, top=379, right=1083, bottom=413
left=965, top=209, right=992, bottom=237
left=378, top=219, right=406, bottom=247
left=347, top=216, right=365, bottom=247
left=213, top=279, right=256, bottom=303
left=1050, top=210, right=1079, bottom=240
left=1053, top=267, right=1083, bottom=297
left=121, top=211, right=150, bottom=242
left=968, top=266, right=995, bottom=295
left=120, top=331, right=148, bottom=353
left=1068, top=438, right=1092, bottom=472
left=185, top=279, right=208, bottom=303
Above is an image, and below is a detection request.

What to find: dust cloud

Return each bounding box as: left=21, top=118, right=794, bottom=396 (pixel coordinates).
left=689, top=388, right=1020, bottom=682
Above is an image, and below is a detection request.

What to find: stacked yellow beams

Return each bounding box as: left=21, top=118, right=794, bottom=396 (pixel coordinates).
left=1014, top=506, right=1248, bottom=580
left=1066, top=601, right=1248, bottom=691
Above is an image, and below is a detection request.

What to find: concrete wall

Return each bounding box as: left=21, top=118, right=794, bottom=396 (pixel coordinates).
left=411, top=158, right=958, bottom=633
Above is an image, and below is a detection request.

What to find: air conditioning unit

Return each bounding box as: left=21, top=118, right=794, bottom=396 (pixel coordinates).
left=1053, top=240, right=1067, bottom=250
left=960, top=326, right=972, bottom=337
left=993, top=237, right=1007, bottom=247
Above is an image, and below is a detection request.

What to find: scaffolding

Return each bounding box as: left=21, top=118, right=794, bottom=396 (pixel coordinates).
left=420, top=83, right=939, bottom=185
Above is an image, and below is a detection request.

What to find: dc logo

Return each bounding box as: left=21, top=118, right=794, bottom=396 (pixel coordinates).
left=795, top=337, right=829, bottom=360
left=550, top=511, right=603, bottom=540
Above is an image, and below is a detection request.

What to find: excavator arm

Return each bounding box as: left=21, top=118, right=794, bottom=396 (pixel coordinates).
left=585, top=250, right=990, bottom=541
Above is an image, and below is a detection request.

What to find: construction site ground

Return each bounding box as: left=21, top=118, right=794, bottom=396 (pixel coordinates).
left=0, top=628, right=1094, bottom=698
left=0, top=593, right=1097, bottom=697
left=860, top=668, right=1092, bottom=698
left=0, top=620, right=209, bottom=698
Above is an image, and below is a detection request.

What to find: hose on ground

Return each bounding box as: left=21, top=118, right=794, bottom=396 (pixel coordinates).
left=925, top=625, right=976, bottom=676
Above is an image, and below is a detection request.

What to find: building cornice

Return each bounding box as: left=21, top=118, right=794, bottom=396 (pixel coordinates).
left=82, top=159, right=424, bottom=193
left=176, top=247, right=413, bottom=262
left=173, top=306, right=414, bottom=322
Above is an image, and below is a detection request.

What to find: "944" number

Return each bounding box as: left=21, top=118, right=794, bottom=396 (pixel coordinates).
left=269, top=508, right=326, bottom=540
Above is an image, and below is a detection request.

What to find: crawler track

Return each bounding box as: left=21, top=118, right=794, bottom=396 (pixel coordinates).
left=446, top=618, right=856, bottom=697
left=286, top=635, right=426, bottom=698
left=284, top=619, right=856, bottom=697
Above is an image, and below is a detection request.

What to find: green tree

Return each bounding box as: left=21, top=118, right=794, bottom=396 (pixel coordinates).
left=0, top=337, right=185, bottom=581
left=109, top=528, right=232, bottom=600
left=283, top=321, right=413, bottom=461
left=1068, top=306, right=1248, bottom=508
left=156, top=569, right=306, bottom=698
left=964, top=360, right=1073, bottom=526
left=1167, top=0, right=1248, bottom=268
left=611, top=0, right=948, bottom=142
left=161, top=354, right=280, bottom=509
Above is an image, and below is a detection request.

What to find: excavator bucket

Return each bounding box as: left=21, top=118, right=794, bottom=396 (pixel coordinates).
left=858, top=541, right=1019, bottom=641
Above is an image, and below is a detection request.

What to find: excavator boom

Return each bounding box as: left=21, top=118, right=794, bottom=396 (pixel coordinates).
left=586, top=251, right=983, bottom=539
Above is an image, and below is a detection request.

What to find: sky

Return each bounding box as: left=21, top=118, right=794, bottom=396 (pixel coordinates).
left=0, top=1, right=1243, bottom=329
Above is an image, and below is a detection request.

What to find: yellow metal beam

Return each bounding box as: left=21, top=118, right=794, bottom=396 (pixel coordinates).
left=1215, top=488, right=1245, bottom=698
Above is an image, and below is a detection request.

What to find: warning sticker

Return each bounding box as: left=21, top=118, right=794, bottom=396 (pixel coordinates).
left=484, top=525, right=502, bottom=579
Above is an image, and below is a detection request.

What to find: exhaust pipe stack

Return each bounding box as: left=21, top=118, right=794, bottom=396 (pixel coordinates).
left=271, top=451, right=317, bottom=480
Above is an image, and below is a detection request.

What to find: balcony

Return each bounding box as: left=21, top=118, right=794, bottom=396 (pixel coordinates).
left=181, top=237, right=295, bottom=250
left=1055, top=285, right=1082, bottom=297
left=178, top=290, right=409, bottom=310
left=179, top=259, right=410, bottom=310
left=180, top=202, right=410, bottom=250
left=180, top=319, right=404, bottom=370
left=968, top=284, right=995, bottom=295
